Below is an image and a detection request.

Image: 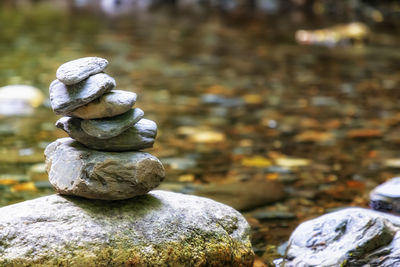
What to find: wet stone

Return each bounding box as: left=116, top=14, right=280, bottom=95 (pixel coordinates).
left=50, top=73, right=116, bottom=115
left=81, top=108, right=144, bottom=139
left=370, top=177, right=400, bottom=213
left=281, top=208, right=400, bottom=267
left=56, top=117, right=157, bottom=151
left=56, top=57, right=108, bottom=85
left=67, top=90, right=137, bottom=119
left=44, top=138, right=165, bottom=200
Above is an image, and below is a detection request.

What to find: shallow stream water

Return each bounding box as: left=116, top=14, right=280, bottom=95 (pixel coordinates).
left=1, top=3, right=400, bottom=265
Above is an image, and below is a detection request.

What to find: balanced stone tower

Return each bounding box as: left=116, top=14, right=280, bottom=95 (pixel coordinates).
left=45, top=57, right=165, bottom=200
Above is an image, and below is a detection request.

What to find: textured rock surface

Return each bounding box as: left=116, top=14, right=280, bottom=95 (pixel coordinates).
left=68, top=90, right=137, bottom=119
left=280, top=208, right=400, bottom=267
left=45, top=138, right=164, bottom=200
left=56, top=57, right=108, bottom=85
left=370, top=177, right=400, bottom=213
left=81, top=108, right=144, bottom=139
left=0, top=191, right=254, bottom=267
left=56, top=117, right=156, bottom=151
left=50, top=73, right=116, bottom=115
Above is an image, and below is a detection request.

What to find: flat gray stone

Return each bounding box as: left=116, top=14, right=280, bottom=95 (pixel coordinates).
left=56, top=117, right=157, bottom=151
left=44, top=138, right=164, bottom=200
left=280, top=208, right=400, bottom=267
left=56, top=57, right=108, bottom=85
left=67, top=90, right=137, bottom=119
left=50, top=73, right=116, bottom=115
left=0, top=191, right=254, bottom=266
left=81, top=108, right=144, bottom=139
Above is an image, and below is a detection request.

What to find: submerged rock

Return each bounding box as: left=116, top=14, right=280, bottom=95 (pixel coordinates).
left=68, top=89, right=137, bottom=119
left=0, top=191, right=254, bottom=266
left=49, top=73, right=116, bottom=115
left=56, top=117, right=157, bottom=151
left=45, top=138, right=165, bottom=200
left=370, top=177, right=400, bottom=213
left=56, top=57, right=108, bottom=85
left=281, top=208, right=400, bottom=266
left=81, top=108, right=144, bottom=139
left=0, top=85, right=45, bottom=116
left=194, top=180, right=286, bottom=211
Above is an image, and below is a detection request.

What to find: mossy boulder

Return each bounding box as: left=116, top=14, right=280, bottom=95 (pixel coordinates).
left=0, top=190, right=254, bottom=266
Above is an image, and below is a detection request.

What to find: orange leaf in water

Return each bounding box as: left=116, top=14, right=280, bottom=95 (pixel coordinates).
left=347, top=129, right=382, bottom=138
left=11, top=182, right=37, bottom=192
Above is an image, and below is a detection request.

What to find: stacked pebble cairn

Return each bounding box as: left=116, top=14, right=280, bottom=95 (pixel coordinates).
left=44, top=57, right=165, bottom=200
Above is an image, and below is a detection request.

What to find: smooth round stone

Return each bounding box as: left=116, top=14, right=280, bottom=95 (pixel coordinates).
left=50, top=73, right=116, bottom=115
left=68, top=90, right=137, bottom=119
left=44, top=138, right=165, bottom=200
left=370, top=177, right=400, bottom=213
left=81, top=108, right=144, bottom=139
left=56, top=117, right=157, bottom=151
left=56, top=57, right=108, bottom=85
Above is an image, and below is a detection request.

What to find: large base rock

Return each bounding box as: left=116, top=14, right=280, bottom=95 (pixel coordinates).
left=45, top=138, right=165, bottom=200
left=0, top=191, right=254, bottom=266
left=280, top=208, right=400, bottom=267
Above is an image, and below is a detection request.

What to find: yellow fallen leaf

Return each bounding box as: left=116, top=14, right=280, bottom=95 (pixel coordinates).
left=243, top=94, right=263, bottom=105
left=178, top=174, right=195, bottom=182
left=275, top=158, right=311, bottom=168
left=190, top=131, right=226, bottom=144
left=241, top=156, right=272, bottom=168
left=11, top=182, right=37, bottom=192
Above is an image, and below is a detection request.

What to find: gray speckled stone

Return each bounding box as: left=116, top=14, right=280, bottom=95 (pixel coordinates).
left=44, top=138, right=164, bottom=200
left=56, top=57, right=108, bottom=85
left=81, top=108, right=144, bottom=139
left=370, top=177, right=400, bottom=213
left=50, top=73, right=116, bottom=115
left=68, top=90, right=137, bottom=119
left=0, top=191, right=254, bottom=266
left=56, top=117, right=157, bottom=151
left=280, top=208, right=400, bottom=267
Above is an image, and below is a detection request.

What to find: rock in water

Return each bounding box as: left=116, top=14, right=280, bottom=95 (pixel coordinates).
left=194, top=180, right=286, bottom=211
left=370, top=177, right=400, bottom=213
left=56, top=117, right=157, bottom=151
left=68, top=90, right=137, bottom=119
left=50, top=73, right=116, bottom=115
left=45, top=138, right=164, bottom=200
left=280, top=208, right=400, bottom=266
left=0, top=85, right=45, bottom=116
left=81, top=108, right=144, bottom=139
left=56, top=57, right=108, bottom=85
left=0, top=191, right=254, bottom=266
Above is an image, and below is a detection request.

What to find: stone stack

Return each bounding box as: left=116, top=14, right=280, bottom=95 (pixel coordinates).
left=44, top=57, right=165, bottom=200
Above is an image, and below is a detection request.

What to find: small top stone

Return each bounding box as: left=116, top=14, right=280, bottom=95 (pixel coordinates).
left=56, top=57, right=108, bottom=85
